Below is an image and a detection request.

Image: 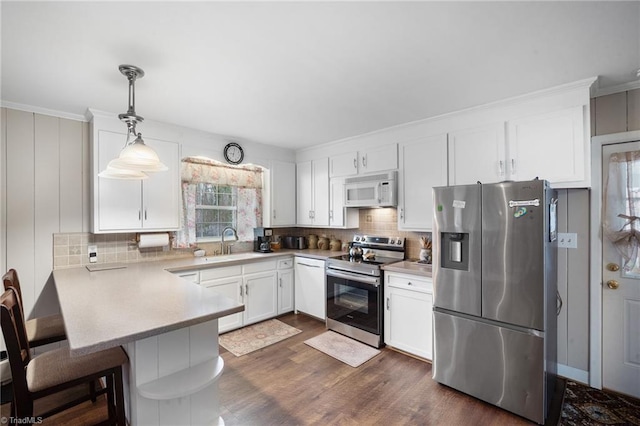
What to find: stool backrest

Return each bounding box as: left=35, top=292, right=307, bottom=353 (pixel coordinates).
left=3, top=269, right=24, bottom=312
left=1, top=287, right=32, bottom=409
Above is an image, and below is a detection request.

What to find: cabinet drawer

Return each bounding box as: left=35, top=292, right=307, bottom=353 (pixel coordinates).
left=200, top=265, right=242, bottom=281
left=174, top=270, right=200, bottom=284
left=386, top=273, right=432, bottom=293
left=243, top=260, right=278, bottom=274
left=277, top=258, right=293, bottom=269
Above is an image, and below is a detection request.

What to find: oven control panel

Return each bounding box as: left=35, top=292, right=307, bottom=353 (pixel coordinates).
left=353, top=235, right=405, bottom=248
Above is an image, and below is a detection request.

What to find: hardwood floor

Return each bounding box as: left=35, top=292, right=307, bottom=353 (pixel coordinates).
left=219, top=313, right=533, bottom=426
left=1, top=313, right=537, bottom=425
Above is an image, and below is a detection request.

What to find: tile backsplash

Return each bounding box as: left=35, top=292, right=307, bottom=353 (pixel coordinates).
left=53, top=232, right=193, bottom=269
left=53, top=208, right=430, bottom=269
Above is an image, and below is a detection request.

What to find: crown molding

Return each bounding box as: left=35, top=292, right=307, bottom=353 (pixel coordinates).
left=591, top=79, right=640, bottom=98
left=0, top=101, right=87, bottom=122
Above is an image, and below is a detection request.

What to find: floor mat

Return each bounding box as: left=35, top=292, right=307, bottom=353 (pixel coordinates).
left=304, top=331, right=380, bottom=367
left=560, top=380, right=640, bottom=425
left=219, top=319, right=302, bottom=357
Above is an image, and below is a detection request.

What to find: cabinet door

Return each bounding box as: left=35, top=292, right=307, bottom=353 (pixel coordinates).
left=330, top=151, right=359, bottom=177
left=244, top=271, right=278, bottom=325
left=270, top=160, right=297, bottom=226
left=96, top=130, right=143, bottom=231
left=329, top=177, right=344, bottom=227
left=507, top=106, right=586, bottom=185
left=399, top=134, right=447, bottom=231
left=142, top=137, right=180, bottom=230
left=294, top=258, right=326, bottom=320
left=278, top=269, right=294, bottom=314
left=296, top=161, right=313, bottom=226
left=312, top=158, right=330, bottom=226
left=385, top=285, right=433, bottom=360
left=201, top=276, right=244, bottom=333
left=448, top=123, right=506, bottom=185
left=361, top=144, right=398, bottom=174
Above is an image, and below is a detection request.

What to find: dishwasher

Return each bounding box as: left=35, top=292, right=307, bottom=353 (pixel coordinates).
left=294, top=257, right=326, bottom=320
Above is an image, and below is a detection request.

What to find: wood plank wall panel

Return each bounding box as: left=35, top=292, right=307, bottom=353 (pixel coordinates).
left=556, top=190, right=569, bottom=366
left=595, top=92, right=627, bottom=136
left=34, top=115, right=61, bottom=320
left=628, top=89, right=640, bottom=131
left=1, top=108, right=7, bottom=277
left=59, top=119, right=83, bottom=232
left=6, top=109, right=36, bottom=317
left=566, top=189, right=589, bottom=371
left=82, top=121, right=90, bottom=232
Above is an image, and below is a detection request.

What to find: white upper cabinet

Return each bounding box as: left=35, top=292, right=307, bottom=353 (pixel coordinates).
left=330, top=151, right=359, bottom=177
left=329, top=144, right=398, bottom=178
left=448, top=123, right=506, bottom=186
left=296, top=158, right=329, bottom=226
left=398, top=134, right=448, bottom=231
left=448, top=105, right=587, bottom=187
left=507, top=105, right=586, bottom=186
left=267, top=160, right=296, bottom=227
left=329, top=177, right=359, bottom=229
left=92, top=129, right=180, bottom=233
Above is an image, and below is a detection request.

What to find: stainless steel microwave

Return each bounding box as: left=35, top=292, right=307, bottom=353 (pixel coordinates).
left=344, top=171, right=397, bottom=208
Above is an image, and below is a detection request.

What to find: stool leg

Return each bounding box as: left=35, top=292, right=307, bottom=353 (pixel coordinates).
left=89, top=379, right=97, bottom=402
left=106, top=373, right=115, bottom=423
left=114, top=366, right=125, bottom=425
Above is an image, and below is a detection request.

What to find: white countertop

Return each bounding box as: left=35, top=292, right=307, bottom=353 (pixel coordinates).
left=53, top=249, right=342, bottom=356
left=382, top=260, right=433, bottom=278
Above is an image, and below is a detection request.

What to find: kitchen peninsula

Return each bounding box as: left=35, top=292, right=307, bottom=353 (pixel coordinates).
left=53, top=261, right=245, bottom=425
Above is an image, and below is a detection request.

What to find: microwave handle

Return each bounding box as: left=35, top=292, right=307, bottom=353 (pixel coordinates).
left=376, top=181, right=381, bottom=203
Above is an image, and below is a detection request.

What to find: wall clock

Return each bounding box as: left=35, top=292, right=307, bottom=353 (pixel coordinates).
left=223, top=142, right=244, bottom=165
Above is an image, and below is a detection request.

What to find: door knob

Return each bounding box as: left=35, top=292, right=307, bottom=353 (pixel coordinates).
left=606, top=263, right=620, bottom=272
left=606, top=280, right=620, bottom=290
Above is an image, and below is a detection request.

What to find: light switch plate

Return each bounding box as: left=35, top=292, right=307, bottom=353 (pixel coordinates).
left=88, top=245, right=98, bottom=263
left=557, top=233, right=577, bottom=249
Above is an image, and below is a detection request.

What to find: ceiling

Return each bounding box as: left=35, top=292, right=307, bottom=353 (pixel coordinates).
left=2, top=2, right=639, bottom=150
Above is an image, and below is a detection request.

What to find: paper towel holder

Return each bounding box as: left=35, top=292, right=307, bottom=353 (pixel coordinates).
left=136, top=232, right=171, bottom=249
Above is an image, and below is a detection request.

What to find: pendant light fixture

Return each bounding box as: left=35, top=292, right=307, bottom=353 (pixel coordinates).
left=99, top=65, right=168, bottom=179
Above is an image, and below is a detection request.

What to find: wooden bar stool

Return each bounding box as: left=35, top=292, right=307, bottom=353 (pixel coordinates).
left=3, top=269, right=66, bottom=348
left=1, top=287, right=128, bottom=425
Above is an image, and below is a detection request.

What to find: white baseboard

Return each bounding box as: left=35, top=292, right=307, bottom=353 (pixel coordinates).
left=557, top=364, right=589, bottom=385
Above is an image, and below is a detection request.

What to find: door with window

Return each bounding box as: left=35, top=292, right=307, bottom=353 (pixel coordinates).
left=602, top=141, right=640, bottom=398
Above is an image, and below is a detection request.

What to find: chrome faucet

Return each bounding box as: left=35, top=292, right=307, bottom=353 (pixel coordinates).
left=221, top=226, right=238, bottom=255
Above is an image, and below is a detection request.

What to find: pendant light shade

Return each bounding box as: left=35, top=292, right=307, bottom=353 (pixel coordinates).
left=99, top=65, right=167, bottom=179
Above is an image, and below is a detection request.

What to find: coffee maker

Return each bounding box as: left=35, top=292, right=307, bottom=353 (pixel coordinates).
left=253, top=227, right=274, bottom=253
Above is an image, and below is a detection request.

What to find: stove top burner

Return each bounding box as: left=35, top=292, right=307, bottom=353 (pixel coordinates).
left=329, top=254, right=399, bottom=266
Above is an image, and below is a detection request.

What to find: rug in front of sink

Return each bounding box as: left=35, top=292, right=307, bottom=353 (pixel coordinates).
left=219, top=319, right=302, bottom=356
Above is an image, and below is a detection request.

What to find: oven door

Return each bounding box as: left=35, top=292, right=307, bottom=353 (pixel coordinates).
left=326, top=268, right=381, bottom=335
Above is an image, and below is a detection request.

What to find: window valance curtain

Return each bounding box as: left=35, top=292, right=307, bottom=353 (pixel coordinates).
left=604, top=150, right=640, bottom=271
left=173, top=157, right=264, bottom=248
left=181, top=157, right=263, bottom=188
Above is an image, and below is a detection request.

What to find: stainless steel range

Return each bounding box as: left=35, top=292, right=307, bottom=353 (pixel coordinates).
left=325, top=235, right=405, bottom=348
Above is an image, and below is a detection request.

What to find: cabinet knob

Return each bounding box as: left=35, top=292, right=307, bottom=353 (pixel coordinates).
left=353, top=158, right=357, bottom=169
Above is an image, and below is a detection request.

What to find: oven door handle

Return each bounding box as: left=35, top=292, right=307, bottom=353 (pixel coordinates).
left=326, top=269, right=380, bottom=286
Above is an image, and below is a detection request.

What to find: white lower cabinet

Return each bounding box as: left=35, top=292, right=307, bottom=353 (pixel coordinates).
left=200, top=265, right=244, bottom=333
left=384, top=271, right=433, bottom=360
left=277, top=258, right=295, bottom=314
left=198, top=257, right=293, bottom=333
left=243, top=271, right=278, bottom=324
left=294, top=257, right=326, bottom=320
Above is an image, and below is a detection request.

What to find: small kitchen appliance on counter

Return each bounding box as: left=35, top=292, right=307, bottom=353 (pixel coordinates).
left=325, top=234, right=405, bottom=348
left=253, top=227, right=273, bottom=253
left=432, top=179, right=558, bottom=425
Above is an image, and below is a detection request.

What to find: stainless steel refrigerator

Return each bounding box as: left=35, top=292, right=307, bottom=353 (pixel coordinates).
left=432, top=180, right=558, bottom=425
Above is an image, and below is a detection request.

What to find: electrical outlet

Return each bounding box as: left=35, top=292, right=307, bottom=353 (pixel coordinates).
left=88, top=245, right=98, bottom=263
left=557, top=233, right=577, bottom=249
